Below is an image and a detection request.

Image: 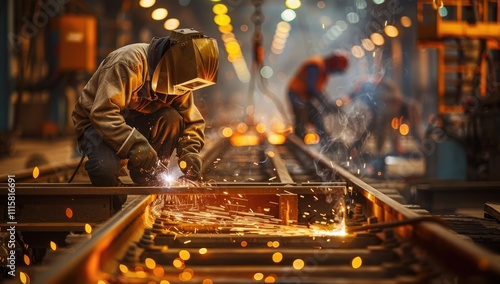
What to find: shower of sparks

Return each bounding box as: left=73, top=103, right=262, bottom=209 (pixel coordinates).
left=147, top=194, right=347, bottom=237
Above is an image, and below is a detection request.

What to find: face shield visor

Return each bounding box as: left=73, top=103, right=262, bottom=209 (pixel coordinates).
left=151, top=32, right=219, bottom=95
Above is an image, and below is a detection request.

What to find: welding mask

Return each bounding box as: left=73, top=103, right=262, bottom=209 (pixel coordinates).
left=151, top=29, right=219, bottom=95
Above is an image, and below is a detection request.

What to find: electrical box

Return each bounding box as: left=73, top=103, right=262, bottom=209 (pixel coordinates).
left=55, top=15, right=96, bottom=72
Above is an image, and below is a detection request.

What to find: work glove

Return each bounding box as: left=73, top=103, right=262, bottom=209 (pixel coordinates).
left=118, top=128, right=158, bottom=172
left=178, top=153, right=202, bottom=181
left=129, top=143, right=157, bottom=172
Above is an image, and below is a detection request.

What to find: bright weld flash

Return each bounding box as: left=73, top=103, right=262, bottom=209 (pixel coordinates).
left=159, top=172, right=175, bottom=184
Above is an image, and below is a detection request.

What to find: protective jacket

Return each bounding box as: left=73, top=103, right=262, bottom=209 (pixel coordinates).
left=287, top=56, right=327, bottom=101
left=72, top=39, right=205, bottom=160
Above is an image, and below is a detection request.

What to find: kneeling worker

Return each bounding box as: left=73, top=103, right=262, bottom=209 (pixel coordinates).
left=72, top=28, right=219, bottom=190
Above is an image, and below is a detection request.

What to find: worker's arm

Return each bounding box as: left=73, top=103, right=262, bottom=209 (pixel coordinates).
left=171, top=91, right=206, bottom=180
left=89, top=61, right=157, bottom=170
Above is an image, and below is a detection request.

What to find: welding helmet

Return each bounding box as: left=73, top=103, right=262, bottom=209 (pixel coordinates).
left=325, top=52, right=349, bottom=74
left=151, top=28, right=219, bottom=95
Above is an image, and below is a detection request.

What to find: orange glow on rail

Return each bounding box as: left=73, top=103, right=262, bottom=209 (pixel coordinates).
left=229, top=133, right=261, bottom=146
left=267, top=133, right=286, bottom=145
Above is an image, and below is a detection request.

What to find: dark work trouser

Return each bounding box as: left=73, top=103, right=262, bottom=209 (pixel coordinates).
left=78, top=107, right=185, bottom=188
left=288, top=91, right=328, bottom=145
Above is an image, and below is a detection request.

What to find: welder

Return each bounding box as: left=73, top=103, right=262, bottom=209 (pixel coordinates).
left=72, top=28, right=219, bottom=188
left=286, top=52, right=349, bottom=145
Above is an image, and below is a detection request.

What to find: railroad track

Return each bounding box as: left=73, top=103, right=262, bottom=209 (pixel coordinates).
left=1, top=134, right=500, bottom=283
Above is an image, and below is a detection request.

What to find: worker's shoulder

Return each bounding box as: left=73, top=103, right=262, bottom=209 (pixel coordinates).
left=301, top=56, right=324, bottom=68
left=305, top=56, right=324, bottom=64
left=115, top=43, right=149, bottom=54
left=104, top=43, right=149, bottom=68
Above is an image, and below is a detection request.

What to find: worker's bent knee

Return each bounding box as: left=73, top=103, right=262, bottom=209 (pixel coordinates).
left=85, top=156, right=121, bottom=186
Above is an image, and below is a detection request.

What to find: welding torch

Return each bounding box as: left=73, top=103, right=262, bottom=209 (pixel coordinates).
left=150, top=160, right=169, bottom=176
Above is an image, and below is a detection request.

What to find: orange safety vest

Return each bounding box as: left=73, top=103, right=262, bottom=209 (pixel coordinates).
left=287, top=56, right=327, bottom=101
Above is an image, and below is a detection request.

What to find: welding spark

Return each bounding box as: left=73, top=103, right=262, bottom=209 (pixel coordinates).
left=159, top=172, right=175, bottom=185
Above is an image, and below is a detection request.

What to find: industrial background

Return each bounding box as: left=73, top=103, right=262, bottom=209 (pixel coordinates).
left=1, top=0, right=500, bottom=283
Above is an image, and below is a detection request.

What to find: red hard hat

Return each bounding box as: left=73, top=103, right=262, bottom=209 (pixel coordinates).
left=325, top=52, right=349, bottom=73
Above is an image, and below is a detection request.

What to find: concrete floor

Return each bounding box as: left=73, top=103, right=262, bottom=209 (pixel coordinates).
left=0, top=137, right=78, bottom=175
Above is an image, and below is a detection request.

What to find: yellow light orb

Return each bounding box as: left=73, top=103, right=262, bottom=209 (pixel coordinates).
left=384, top=25, right=399, bottom=37
left=151, top=8, right=168, bottom=20
left=212, top=4, right=228, bottom=15
left=164, top=18, right=180, bottom=30
left=139, top=0, right=155, bottom=8
left=399, top=123, right=410, bottom=136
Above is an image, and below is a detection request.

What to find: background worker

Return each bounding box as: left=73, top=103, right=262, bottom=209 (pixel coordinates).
left=72, top=28, right=219, bottom=189
left=336, top=75, right=423, bottom=171
left=286, top=52, right=349, bottom=145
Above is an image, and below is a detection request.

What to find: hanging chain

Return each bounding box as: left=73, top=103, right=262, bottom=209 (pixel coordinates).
left=251, top=0, right=265, bottom=65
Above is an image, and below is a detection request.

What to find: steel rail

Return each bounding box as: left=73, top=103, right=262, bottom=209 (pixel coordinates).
left=1, top=183, right=345, bottom=195
left=287, top=134, right=500, bottom=281
left=264, top=142, right=295, bottom=184
left=6, top=134, right=500, bottom=283
left=32, top=194, right=156, bottom=284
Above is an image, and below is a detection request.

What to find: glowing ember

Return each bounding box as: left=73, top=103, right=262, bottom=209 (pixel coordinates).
left=153, top=266, right=165, bottom=277
left=23, top=254, right=30, bottom=265
left=272, top=252, right=283, bottom=263
left=179, top=268, right=194, bottom=281
left=32, top=167, right=39, bottom=179
left=179, top=250, right=191, bottom=260
left=173, top=258, right=185, bottom=269
left=19, top=272, right=29, bottom=284
left=135, top=270, right=146, bottom=278
left=253, top=273, right=264, bottom=281
left=119, top=264, right=129, bottom=273
left=85, top=224, right=92, bottom=234
left=49, top=241, right=57, bottom=251
left=145, top=258, right=156, bottom=269
left=352, top=256, right=363, bottom=269
left=292, top=259, right=305, bottom=270
left=179, top=160, right=187, bottom=170
left=264, top=274, right=277, bottom=283
left=65, top=208, right=73, bottom=219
